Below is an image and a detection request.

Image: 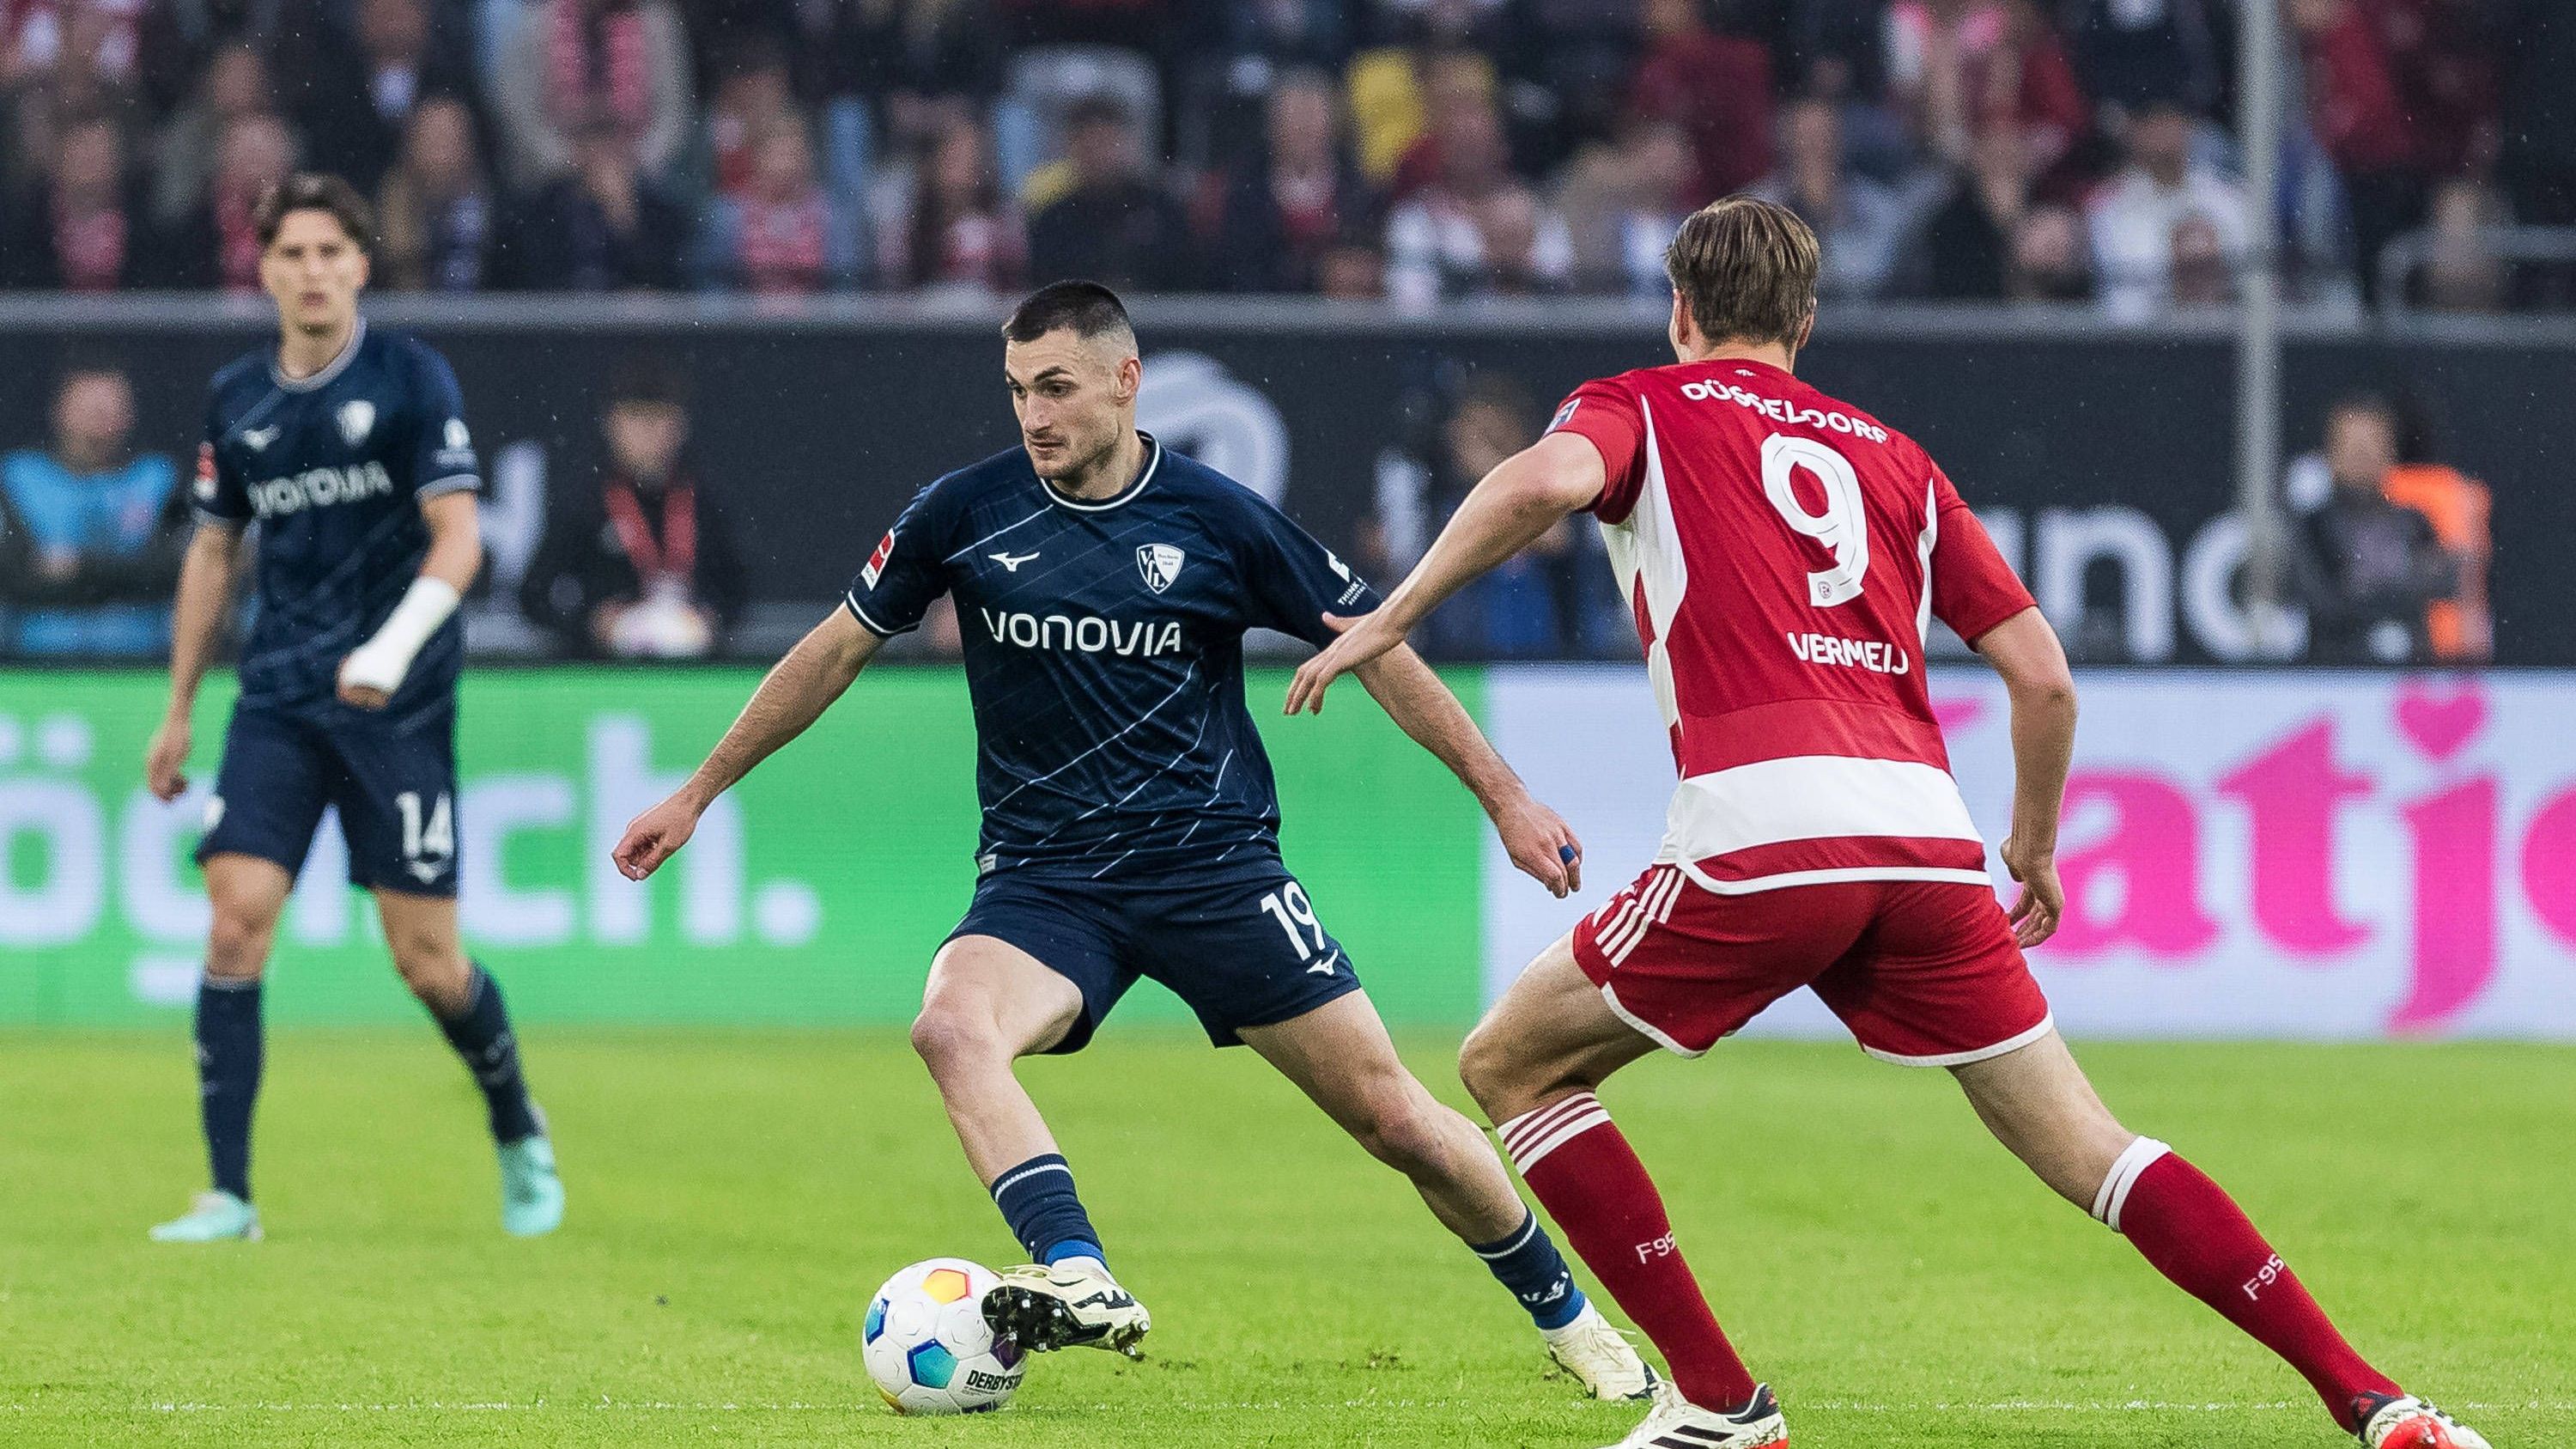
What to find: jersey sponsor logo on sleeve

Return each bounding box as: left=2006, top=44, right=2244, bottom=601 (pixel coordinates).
left=1548, top=397, right=1580, bottom=431
left=337, top=399, right=376, bottom=445
left=860, top=528, right=896, bottom=588
left=434, top=417, right=475, bottom=469
left=1136, top=543, right=1186, bottom=594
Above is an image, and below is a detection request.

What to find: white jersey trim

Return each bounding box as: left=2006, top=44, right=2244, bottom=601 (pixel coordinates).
left=1676, top=861, right=1996, bottom=896
left=1665, top=754, right=1984, bottom=861
left=1860, top=1013, right=2056, bottom=1068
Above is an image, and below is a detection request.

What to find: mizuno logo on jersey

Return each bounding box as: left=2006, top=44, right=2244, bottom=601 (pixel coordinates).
left=980, top=609, right=1184, bottom=657
left=247, top=461, right=396, bottom=519
left=241, top=424, right=281, bottom=450
left=989, top=550, right=1042, bottom=572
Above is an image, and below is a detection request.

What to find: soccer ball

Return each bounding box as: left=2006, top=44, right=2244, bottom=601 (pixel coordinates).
left=862, top=1257, right=1027, bottom=1414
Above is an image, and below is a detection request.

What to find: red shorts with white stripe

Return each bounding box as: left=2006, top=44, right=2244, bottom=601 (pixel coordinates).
left=1570, top=862, right=2052, bottom=1064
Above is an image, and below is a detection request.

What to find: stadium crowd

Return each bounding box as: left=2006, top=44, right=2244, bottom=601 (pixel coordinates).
left=0, top=0, right=2569, bottom=310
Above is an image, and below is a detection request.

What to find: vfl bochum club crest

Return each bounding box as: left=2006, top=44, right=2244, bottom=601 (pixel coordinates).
left=337, top=399, right=376, bottom=445
left=1137, top=543, right=1186, bottom=594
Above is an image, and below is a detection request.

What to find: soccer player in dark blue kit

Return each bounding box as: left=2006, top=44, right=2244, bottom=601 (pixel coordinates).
left=612, top=283, right=1653, bottom=1394
left=142, top=175, right=562, bottom=1242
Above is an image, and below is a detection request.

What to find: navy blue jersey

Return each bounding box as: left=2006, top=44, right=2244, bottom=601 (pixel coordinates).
left=845, top=434, right=1379, bottom=881
left=193, top=318, right=481, bottom=718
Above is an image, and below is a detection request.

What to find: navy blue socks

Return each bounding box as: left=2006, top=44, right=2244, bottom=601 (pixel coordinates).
left=1473, top=1209, right=1589, bottom=1330
left=434, top=963, right=540, bottom=1144
left=194, top=975, right=264, bottom=1201
left=990, top=1153, right=1106, bottom=1267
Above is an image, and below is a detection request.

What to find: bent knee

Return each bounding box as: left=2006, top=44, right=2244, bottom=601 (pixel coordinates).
left=386, top=935, right=466, bottom=1002
left=908, top=1008, right=1003, bottom=1074
left=204, top=903, right=281, bottom=977
left=1353, top=1093, right=1456, bottom=1178
left=1457, top=1023, right=1539, bottom=1122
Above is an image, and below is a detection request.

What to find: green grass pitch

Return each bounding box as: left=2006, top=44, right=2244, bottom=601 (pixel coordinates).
left=2, top=1028, right=2568, bottom=1447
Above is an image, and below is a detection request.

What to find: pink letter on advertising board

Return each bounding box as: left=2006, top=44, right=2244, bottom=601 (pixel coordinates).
left=2392, top=780, right=2498, bottom=1032
left=2051, top=773, right=2220, bottom=958
left=2216, top=721, right=2372, bottom=957
left=2522, top=790, right=2576, bottom=946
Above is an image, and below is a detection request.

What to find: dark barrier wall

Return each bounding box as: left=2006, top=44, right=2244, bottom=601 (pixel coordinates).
left=4, top=302, right=2569, bottom=662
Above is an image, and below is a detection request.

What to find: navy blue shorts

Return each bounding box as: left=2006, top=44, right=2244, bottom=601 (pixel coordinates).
left=194, top=699, right=460, bottom=897
left=950, top=866, right=1365, bottom=1052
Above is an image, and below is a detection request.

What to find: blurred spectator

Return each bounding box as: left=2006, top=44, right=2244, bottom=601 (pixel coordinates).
left=1201, top=69, right=1375, bottom=294
left=2064, top=0, right=2219, bottom=116
left=4, top=0, right=146, bottom=84
left=374, top=94, right=495, bottom=291
left=2418, top=176, right=2505, bottom=310
left=707, top=34, right=798, bottom=198
left=0, top=365, right=185, bottom=657
left=1625, top=0, right=1772, bottom=202
left=1314, top=225, right=1386, bottom=298
left=804, top=0, right=1004, bottom=145
left=1382, top=88, right=1568, bottom=307
left=520, top=363, right=744, bottom=657
left=492, top=0, right=695, bottom=191
left=878, top=109, right=1023, bottom=291
left=0, top=111, right=154, bottom=289
left=497, top=117, right=691, bottom=289
left=145, top=39, right=270, bottom=226
left=2005, top=202, right=2093, bottom=300
left=1921, top=122, right=2028, bottom=296
left=2085, top=99, right=2246, bottom=320
left=2291, top=0, right=2421, bottom=305
left=1025, top=95, right=1194, bottom=290
left=1750, top=96, right=1930, bottom=299
left=290, top=0, right=471, bottom=197
left=2290, top=394, right=2456, bottom=665
left=1890, top=0, right=2087, bottom=174
left=702, top=114, right=860, bottom=293
left=2496, top=0, right=2575, bottom=304
left=161, top=109, right=296, bottom=290
left=1415, top=374, right=1619, bottom=657
left=1558, top=115, right=1694, bottom=296
left=1384, top=47, right=1502, bottom=201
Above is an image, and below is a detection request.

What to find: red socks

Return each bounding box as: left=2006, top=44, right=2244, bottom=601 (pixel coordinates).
left=1498, top=1093, right=1760, bottom=1411
left=2099, top=1139, right=2399, bottom=1430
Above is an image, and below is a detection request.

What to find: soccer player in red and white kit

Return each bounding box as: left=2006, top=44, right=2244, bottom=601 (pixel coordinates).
left=1286, top=198, right=2488, bottom=1449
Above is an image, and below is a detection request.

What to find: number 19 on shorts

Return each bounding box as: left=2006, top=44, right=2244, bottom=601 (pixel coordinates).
left=1257, top=882, right=1336, bottom=975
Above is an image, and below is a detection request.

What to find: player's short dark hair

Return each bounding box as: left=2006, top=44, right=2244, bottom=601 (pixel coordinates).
left=2326, top=391, right=2397, bottom=431
left=605, top=356, right=690, bottom=411
left=1001, top=281, right=1135, bottom=348
left=1664, top=195, right=1819, bottom=350
left=252, top=173, right=374, bottom=253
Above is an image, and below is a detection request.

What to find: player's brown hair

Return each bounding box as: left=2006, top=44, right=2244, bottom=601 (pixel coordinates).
left=1663, top=196, right=1820, bottom=350
left=252, top=173, right=374, bottom=253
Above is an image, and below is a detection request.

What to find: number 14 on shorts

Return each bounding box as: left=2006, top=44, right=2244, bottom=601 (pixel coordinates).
left=1257, top=883, right=1338, bottom=974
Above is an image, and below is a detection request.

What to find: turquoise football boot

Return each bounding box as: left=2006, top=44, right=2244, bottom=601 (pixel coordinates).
left=149, top=1190, right=261, bottom=1243
left=496, top=1128, right=564, bottom=1237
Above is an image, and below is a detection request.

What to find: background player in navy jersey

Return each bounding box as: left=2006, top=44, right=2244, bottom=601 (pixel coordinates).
left=611, top=282, right=1652, bottom=1394
left=142, top=175, right=562, bottom=1244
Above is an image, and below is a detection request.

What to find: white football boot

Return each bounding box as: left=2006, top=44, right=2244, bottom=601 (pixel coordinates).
left=981, top=1259, right=1151, bottom=1359
left=2354, top=1392, right=2493, bottom=1449
left=1540, top=1302, right=1659, bottom=1400
left=1600, top=1379, right=1789, bottom=1449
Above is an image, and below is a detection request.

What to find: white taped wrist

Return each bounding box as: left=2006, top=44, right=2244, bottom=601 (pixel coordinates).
left=342, top=576, right=461, bottom=694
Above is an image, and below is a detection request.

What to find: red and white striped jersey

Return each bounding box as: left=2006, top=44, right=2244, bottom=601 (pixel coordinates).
left=1547, top=356, right=2035, bottom=892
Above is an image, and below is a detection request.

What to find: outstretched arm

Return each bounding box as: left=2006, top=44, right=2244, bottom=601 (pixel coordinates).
left=1352, top=642, right=1583, bottom=897
left=612, top=606, right=885, bottom=879
left=1285, top=431, right=1603, bottom=715
left=1973, top=606, right=2077, bottom=947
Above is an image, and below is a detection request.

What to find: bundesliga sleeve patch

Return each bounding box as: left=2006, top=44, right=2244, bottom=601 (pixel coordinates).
left=1548, top=398, right=1580, bottom=432
left=194, top=443, right=218, bottom=501
left=861, top=528, right=896, bottom=588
